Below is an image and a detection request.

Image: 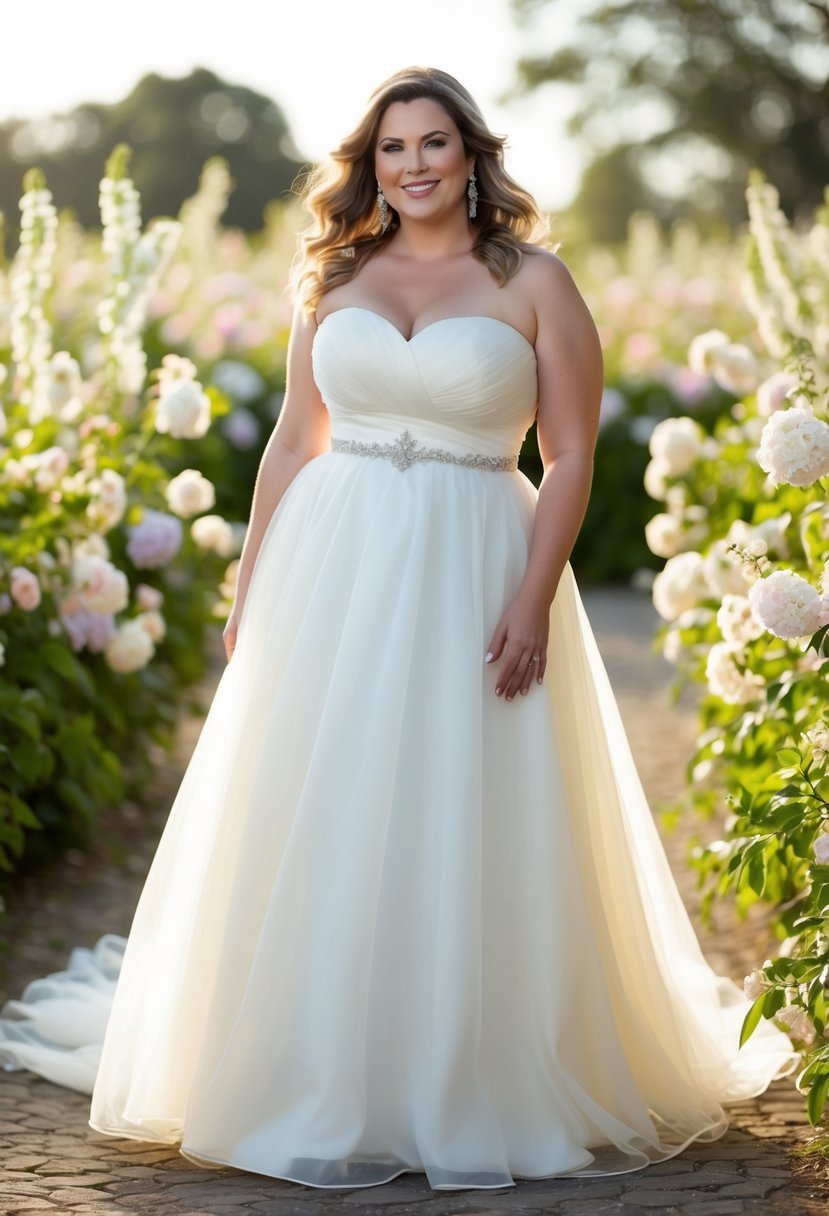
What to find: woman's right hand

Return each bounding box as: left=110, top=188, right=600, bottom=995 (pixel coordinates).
left=223, top=607, right=241, bottom=662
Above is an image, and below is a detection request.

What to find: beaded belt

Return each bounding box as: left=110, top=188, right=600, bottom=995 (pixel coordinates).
left=330, top=428, right=519, bottom=472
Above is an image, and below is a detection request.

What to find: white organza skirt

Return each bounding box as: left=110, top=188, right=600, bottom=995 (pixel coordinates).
left=0, top=451, right=798, bottom=1190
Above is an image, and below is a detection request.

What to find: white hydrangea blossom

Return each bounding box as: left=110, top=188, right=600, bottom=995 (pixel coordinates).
left=757, top=406, right=829, bottom=488
left=688, top=329, right=730, bottom=376
left=727, top=516, right=790, bottom=560
left=705, top=642, right=765, bottom=705
left=748, top=570, right=829, bottom=640
left=707, top=342, right=760, bottom=396
left=652, top=551, right=710, bottom=621
left=717, top=595, right=765, bottom=651
left=703, top=540, right=752, bottom=598
left=648, top=417, right=705, bottom=476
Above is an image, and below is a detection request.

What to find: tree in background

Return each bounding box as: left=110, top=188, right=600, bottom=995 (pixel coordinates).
left=511, top=0, right=829, bottom=241
left=0, top=68, right=307, bottom=243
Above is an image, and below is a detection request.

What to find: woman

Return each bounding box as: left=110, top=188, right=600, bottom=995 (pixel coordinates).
left=0, top=66, right=796, bottom=1192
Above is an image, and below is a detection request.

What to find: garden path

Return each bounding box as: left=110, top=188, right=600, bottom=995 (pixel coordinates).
left=1, top=588, right=826, bottom=1215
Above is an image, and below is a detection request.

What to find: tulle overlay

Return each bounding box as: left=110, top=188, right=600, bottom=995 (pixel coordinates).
left=0, top=310, right=797, bottom=1191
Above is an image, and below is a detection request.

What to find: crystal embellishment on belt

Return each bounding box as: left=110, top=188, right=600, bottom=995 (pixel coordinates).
left=330, top=429, right=519, bottom=472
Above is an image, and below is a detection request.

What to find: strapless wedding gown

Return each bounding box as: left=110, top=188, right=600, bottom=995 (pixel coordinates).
left=0, top=308, right=797, bottom=1191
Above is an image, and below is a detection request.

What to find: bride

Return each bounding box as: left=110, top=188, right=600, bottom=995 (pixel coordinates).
left=0, top=65, right=797, bottom=1192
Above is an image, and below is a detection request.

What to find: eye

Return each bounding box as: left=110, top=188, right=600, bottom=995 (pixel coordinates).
left=380, top=142, right=403, bottom=153
left=425, top=139, right=446, bottom=148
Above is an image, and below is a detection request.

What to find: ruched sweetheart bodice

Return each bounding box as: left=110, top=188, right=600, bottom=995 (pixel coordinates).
left=312, top=307, right=538, bottom=458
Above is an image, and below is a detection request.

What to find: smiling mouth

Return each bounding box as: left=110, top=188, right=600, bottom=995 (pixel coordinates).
left=402, top=181, right=439, bottom=194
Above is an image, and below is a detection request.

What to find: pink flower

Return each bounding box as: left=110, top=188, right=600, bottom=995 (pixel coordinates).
left=10, top=566, right=42, bottom=611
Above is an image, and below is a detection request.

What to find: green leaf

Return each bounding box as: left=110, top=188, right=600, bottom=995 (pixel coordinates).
left=740, top=994, right=767, bottom=1047
left=777, top=748, right=802, bottom=768
left=807, top=1070, right=829, bottom=1127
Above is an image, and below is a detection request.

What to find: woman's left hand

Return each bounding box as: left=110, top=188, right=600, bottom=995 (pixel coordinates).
left=485, top=592, right=550, bottom=701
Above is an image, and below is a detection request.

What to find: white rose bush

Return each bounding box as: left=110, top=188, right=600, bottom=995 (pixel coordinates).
left=0, top=148, right=244, bottom=882
left=644, top=175, right=829, bottom=1130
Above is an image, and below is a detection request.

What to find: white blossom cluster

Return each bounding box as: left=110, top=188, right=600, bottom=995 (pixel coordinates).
left=743, top=177, right=807, bottom=358
left=756, top=405, right=829, bottom=487
left=688, top=329, right=760, bottom=396
left=97, top=168, right=181, bottom=395
left=155, top=354, right=211, bottom=439
left=9, top=178, right=57, bottom=413
left=748, top=569, right=829, bottom=640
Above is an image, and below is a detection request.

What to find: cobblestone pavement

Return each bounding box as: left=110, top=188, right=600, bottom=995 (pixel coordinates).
left=1, top=588, right=827, bottom=1216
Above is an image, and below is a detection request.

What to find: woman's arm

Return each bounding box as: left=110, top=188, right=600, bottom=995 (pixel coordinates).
left=485, top=252, right=604, bottom=700
left=223, top=304, right=330, bottom=659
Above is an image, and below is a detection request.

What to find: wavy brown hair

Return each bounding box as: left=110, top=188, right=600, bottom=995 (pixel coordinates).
left=292, top=66, right=551, bottom=313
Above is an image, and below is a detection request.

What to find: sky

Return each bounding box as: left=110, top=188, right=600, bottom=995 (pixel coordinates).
left=0, top=0, right=587, bottom=211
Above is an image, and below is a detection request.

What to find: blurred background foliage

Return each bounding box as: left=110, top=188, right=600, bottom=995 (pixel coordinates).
left=0, top=67, right=307, bottom=245
left=511, top=0, right=829, bottom=242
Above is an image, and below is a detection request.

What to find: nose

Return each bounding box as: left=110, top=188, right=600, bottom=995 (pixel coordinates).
left=403, top=146, right=427, bottom=175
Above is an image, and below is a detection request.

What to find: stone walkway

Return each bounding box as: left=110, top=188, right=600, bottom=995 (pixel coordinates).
left=1, top=588, right=827, bottom=1215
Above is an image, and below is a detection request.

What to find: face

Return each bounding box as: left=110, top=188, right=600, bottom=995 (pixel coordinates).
left=374, top=96, right=475, bottom=225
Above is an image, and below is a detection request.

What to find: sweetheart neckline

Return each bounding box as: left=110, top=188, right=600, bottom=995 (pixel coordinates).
left=315, top=306, right=537, bottom=359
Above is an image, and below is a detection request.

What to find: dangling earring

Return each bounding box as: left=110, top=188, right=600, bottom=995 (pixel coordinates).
left=377, top=181, right=390, bottom=233
left=467, top=170, right=478, bottom=219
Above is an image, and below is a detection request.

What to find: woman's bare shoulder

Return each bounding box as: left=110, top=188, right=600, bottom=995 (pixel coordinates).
left=514, top=245, right=581, bottom=301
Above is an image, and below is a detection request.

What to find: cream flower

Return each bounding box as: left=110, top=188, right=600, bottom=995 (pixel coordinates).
left=136, top=609, right=166, bottom=643
left=165, top=468, right=216, bottom=518
left=775, top=1004, right=816, bottom=1044
left=688, top=329, right=730, bottom=376
left=708, top=342, right=760, bottom=396
left=191, top=513, right=234, bottom=557
left=744, top=970, right=772, bottom=1002
left=813, top=834, right=829, bottom=865
left=705, top=642, right=765, bottom=704
left=648, top=417, right=705, bottom=476
left=155, top=378, right=211, bottom=440
left=87, top=468, right=128, bottom=531
left=717, top=595, right=765, bottom=650
left=104, top=619, right=155, bottom=673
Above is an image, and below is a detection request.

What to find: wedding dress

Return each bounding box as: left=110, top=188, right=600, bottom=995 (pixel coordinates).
left=0, top=307, right=797, bottom=1191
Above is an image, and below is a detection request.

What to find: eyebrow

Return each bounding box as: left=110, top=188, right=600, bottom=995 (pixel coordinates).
left=377, top=129, right=451, bottom=143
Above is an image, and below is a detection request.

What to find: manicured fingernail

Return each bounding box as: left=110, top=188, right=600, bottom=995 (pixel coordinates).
left=485, top=651, right=494, bottom=662
left=506, top=695, right=513, bottom=702
left=521, top=688, right=528, bottom=695
left=495, top=687, right=502, bottom=696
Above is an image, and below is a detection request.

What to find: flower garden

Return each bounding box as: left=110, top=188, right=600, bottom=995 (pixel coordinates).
left=0, top=148, right=827, bottom=1135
